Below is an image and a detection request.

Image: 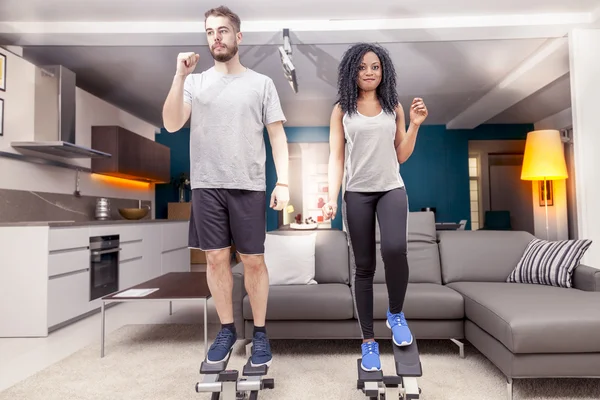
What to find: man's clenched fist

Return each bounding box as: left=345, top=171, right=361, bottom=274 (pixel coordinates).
left=176, top=52, right=200, bottom=76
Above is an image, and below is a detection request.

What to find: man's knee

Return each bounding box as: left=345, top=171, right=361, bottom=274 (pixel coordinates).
left=206, top=247, right=231, bottom=268
left=239, top=254, right=265, bottom=272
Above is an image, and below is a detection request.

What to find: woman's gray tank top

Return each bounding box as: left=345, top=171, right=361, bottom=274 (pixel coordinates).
left=343, top=109, right=405, bottom=192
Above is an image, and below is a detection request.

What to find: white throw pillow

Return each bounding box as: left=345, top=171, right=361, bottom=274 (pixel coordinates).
left=264, top=233, right=318, bottom=285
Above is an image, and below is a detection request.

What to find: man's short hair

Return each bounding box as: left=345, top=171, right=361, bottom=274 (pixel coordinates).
left=204, top=6, right=241, bottom=32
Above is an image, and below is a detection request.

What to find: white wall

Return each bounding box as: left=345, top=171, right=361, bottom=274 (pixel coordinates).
left=569, top=28, right=600, bottom=268
left=531, top=178, right=569, bottom=240
left=0, top=47, right=159, bottom=203
left=468, top=140, right=569, bottom=240
left=534, top=110, right=574, bottom=241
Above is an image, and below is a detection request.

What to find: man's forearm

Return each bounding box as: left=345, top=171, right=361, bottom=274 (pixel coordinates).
left=269, top=127, right=289, bottom=184
left=397, top=122, right=421, bottom=163
left=162, top=74, right=187, bottom=133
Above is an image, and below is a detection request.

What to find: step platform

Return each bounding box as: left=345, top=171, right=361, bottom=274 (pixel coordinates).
left=357, top=341, right=422, bottom=400
left=392, top=339, right=422, bottom=378
left=196, top=351, right=274, bottom=400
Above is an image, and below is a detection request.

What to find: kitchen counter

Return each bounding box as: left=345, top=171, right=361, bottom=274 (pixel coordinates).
left=0, top=219, right=186, bottom=227
left=0, top=218, right=190, bottom=338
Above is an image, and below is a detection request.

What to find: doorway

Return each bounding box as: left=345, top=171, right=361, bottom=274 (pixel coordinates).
left=488, top=153, right=535, bottom=234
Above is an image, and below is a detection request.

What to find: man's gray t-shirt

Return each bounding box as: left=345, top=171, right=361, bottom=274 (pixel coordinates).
left=183, top=67, right=286, bottom=191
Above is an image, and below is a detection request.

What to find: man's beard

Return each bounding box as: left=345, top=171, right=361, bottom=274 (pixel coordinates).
left=210, top=43, right=238, bottom=62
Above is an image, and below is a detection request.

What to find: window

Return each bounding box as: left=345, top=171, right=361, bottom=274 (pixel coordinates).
left=469, top=155, right=481, bottom=230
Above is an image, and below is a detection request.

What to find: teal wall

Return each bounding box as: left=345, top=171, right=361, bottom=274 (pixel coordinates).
left=155, top=128, right=191, bottom=219
left=155, top=123, right=533, bottom=231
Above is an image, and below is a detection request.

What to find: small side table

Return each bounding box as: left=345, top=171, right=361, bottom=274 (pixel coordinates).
left=100, top=272, right=211, bottom=359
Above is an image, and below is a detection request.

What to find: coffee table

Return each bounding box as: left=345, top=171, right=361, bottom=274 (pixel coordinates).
left=100, top=272, right=211, bottom=359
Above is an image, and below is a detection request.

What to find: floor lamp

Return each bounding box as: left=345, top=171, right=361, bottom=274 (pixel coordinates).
left=521, top=129, right=568, bottom=240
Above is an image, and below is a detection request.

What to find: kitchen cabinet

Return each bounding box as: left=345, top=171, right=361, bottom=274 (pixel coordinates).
left=90, top=125, right=171, bottom=183
left=0, top=220, right=190, bottom=338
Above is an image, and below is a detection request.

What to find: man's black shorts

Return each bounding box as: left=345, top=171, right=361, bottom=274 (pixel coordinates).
left=188, top=188, right=266, bottom=255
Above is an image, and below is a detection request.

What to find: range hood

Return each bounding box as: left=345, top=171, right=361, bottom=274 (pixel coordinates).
left=11, top=65, right=112, bottom=159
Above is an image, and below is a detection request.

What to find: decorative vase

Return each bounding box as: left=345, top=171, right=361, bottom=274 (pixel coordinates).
left=179, top=187, right=185, bottom=202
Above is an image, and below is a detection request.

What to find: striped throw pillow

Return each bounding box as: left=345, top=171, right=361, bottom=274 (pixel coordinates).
left=507, top=238, right=593, bottom=288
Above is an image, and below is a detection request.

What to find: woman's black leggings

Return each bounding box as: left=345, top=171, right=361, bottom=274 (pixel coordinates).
left=344, top=187, right=409, bottom=340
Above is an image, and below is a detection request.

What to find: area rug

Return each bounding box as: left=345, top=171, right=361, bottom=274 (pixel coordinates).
left=0, top=324, right=598, bottom=400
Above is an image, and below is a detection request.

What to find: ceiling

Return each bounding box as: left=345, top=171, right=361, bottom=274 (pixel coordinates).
left=2, top=0, right=599, bottom=130
left=1, top=0, right=597, bottom=21
left=19, top=38, right=557, bottom=127
left=487, top=73, right=572, bottom=125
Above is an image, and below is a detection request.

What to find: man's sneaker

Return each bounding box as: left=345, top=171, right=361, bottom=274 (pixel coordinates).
left=386, top=310, right=413, bottom=347
left=251, top=332, right=272, bottom=367
left=360, top=341, right=381, bottom=371
left=206, top=327, right=237, bottom=363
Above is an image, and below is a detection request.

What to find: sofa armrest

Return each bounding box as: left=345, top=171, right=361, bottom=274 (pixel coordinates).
left=232, top=262, right=247, bottom=337
left=573, top=264, right=600, bottom=292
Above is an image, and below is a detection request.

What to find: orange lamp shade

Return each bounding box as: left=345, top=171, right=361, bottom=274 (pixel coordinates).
left=521, top=129, right=568, bottom=181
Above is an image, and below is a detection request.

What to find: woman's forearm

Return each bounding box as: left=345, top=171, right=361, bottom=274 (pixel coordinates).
left=328, top=153, right=344, bottom=203
left=397, top=122, right=421, bottom=163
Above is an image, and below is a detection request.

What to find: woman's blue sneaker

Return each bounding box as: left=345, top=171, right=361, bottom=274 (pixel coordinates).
left=361, top=340, right=381, bottom=371
left=386, top=310, right=413, bottom=347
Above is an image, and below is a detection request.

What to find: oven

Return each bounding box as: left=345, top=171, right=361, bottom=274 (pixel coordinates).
left=89, top=234, right=120, bottom=301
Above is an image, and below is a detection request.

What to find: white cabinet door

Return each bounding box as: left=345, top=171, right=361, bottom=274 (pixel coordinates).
left=47, top=268, right=90, bottom=328
left=49, top=226, right=90, bottom=251
left=162, top=222, right=189, bottom=252
left=161, top=248, right=191, bottom=274
left=120, top=240, right=143, bottom=262
left=142, top=224, right=163, bottom=279
left=48, top=248, right=90, bottom=277
left=119, top=257, right=145, bottom=290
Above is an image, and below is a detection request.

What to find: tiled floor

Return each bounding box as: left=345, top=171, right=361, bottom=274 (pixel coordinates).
left=0, top=263, right=213, bottom=393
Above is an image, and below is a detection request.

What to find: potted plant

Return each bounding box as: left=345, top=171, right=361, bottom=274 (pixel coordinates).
left=172, top=172, right=190, bottom=202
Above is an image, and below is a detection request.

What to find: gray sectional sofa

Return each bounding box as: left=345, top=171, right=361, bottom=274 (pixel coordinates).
left=231, top=211, right=600, bottom=399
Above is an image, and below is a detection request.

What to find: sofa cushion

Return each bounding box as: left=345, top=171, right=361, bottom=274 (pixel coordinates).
left=264, top=232, right=317, bottom=285
left=266, top=230, right=349, bottom=284
left=507, top=238, right=593, bottom=288
left=438, top=230, right=535, bottom=284
left=243, top=283, right=354, bottom=320
left=373, top=211, right=442, bottom=284
left=574, top=265, right=600, bottom=292
left=361, top=283, right=464, bottom=320
left=447, top=282, right=600, bottom=353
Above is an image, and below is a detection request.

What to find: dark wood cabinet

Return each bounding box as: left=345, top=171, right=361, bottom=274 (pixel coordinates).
left=91, top=126, right=170, bottom=183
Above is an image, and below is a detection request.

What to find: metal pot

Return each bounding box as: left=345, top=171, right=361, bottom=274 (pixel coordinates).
left=95, top=198, right=111, bottom=220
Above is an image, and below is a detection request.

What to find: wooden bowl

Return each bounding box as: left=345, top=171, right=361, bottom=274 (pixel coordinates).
left=118, top=208, right=149, bottom=220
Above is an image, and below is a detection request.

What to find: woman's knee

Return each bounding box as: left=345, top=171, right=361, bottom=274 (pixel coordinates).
left=380, top=240, right=407, bottom=261
left=354, top=256, right=376, bottom=278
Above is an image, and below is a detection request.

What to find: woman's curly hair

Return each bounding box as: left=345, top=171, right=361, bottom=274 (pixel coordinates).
left=335, top=42, right=399, bottom=115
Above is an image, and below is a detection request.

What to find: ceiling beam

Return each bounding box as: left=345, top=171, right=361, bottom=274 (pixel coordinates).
left=534, top=107, right=572, bottom=130
left=0, top=11, right=596, bottom=46
left=446, top=37, right=570, bottom=130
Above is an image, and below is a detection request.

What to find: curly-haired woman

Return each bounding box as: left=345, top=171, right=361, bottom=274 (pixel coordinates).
left=322, top=43, right=428, bottom=372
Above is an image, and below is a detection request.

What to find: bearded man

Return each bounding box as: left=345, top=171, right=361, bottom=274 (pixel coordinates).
left=162, top=5, right=290, bottom=368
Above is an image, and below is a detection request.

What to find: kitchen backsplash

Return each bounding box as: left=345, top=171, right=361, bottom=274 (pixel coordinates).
left=0, top=189, right=152, bottom=223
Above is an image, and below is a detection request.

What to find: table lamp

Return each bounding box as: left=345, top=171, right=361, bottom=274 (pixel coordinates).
left=521, top=129, right=568, bottom=239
